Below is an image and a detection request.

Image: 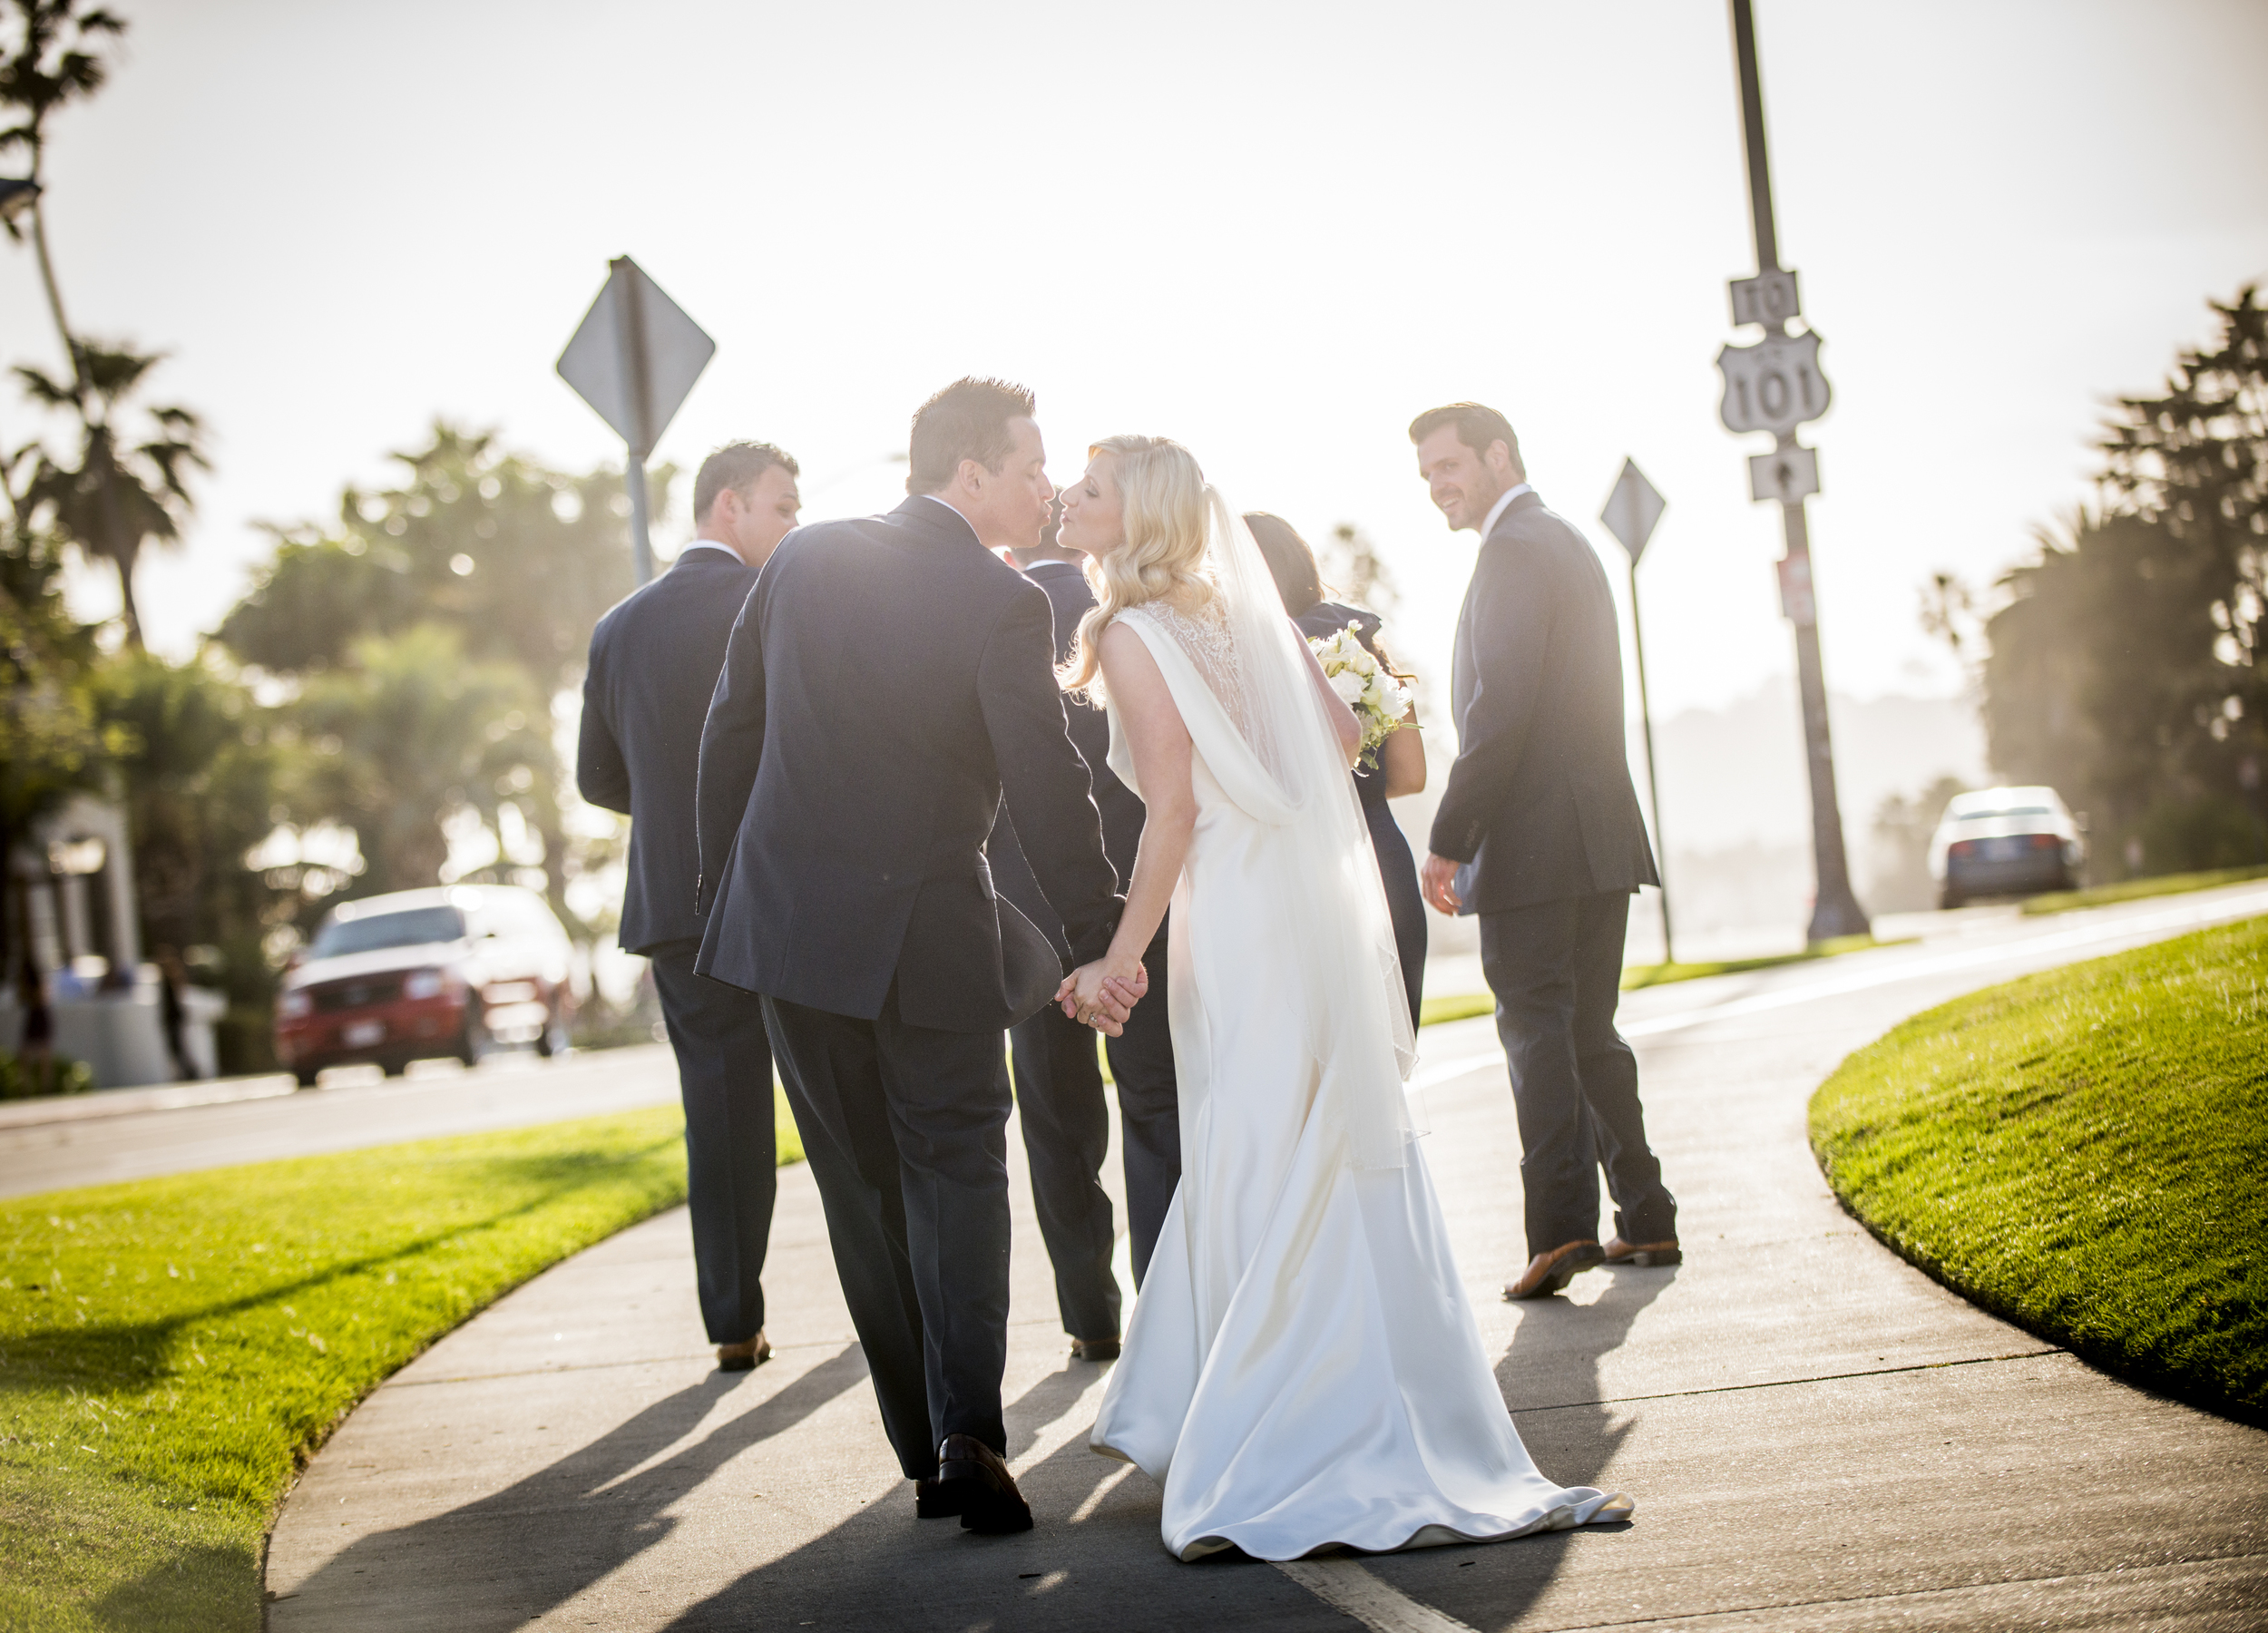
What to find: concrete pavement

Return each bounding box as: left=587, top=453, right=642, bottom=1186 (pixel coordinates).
left=73, top=885, right=2268, bottom=1628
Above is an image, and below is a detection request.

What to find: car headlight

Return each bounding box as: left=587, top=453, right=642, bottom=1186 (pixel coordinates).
left=279, top=990, right=312, bottom=1020
left=404, top=968, right=448, bottom=1001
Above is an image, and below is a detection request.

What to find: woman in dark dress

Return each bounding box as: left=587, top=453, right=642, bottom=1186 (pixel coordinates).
left=1245, top=512, right=1428, bottom=1027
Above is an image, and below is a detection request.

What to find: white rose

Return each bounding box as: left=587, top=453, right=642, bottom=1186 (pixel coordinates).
left=1330, top=670, right=1367, bottom=705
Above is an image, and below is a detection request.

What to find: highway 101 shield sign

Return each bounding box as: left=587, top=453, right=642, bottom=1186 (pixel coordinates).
left=1715, top=329, right=1830, bottom=436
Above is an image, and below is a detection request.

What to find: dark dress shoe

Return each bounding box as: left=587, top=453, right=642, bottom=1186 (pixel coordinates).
left=914, top=1477, right=961, bottom=1519
left=1502, top=1240, right=1607, bottom=1301
left=716, top=1332, right=771, bottom=1372
left=1070, top=1335, right=1121, bottom=1363
left=934, top=1433, right=1033, bottom=1534
left=1602, top=1235, right=1681, bottom=1266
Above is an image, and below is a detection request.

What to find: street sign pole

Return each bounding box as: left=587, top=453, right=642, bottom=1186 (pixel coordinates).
left=1626, top=558, right=1673, bottom=965
left=1727, top=0, right=1870, bottom=944
left=557, top=256, right=716, bottom=590
left=610, top=258, right=658, bottom=585
left=1599, top=458, right=1675, bottom=967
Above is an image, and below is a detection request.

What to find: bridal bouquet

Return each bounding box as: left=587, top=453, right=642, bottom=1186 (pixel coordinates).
left=1309, top=623, right=1413, bottom=769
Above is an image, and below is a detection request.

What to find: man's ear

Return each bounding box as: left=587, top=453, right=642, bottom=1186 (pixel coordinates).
left=955, top=456, right=986, bottom=494
left=1485, top=439, right=1513, bottom=474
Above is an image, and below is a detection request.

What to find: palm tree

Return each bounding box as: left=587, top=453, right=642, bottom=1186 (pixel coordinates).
left=0, top=0, right=126, bottom=385
left=15, top=342, right=206, bottom=646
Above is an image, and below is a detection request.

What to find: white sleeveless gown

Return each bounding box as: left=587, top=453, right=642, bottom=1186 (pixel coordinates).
left=1087, top=601, right=1631, bottom=1561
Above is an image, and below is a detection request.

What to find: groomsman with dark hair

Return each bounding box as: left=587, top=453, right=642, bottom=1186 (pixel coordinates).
left=989, top=498, right=1180, bottom=1363
left=1409, top=402, right=1677, bottom=1303
left=577, top=439, right=801, bottom=1371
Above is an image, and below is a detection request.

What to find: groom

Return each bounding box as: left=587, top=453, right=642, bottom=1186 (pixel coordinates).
left=1409, top=401, right=1678, bottom=1302
left=695, top=377, right=1129, bottom=1534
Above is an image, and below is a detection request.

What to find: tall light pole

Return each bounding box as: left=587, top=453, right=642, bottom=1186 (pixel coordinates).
left=1716, top=0, right=1871, bottom=944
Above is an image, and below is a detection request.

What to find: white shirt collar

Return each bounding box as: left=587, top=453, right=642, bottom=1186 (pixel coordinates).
left=678, top=540, right=744, bottom=565
left=1479, top=483, right=1535, bottom=539
left=916, top=494, right=973, bottom=533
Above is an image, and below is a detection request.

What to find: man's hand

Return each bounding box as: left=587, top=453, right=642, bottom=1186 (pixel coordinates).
left=1421, top=853, right=1464, bottom=916
left=1054, top=958, right=1145, bottom=1037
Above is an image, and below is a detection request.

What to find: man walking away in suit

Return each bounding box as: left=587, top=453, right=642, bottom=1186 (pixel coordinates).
left=577, top=440, right=801, bottom=1372
left=694, top=379, right=1129, bottom=1535
left=1408, top=402, right=1678, bottom=1303
left=989, top=502, right=1181, bottom=1364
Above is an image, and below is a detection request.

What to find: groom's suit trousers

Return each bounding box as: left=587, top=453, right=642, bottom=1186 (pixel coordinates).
left=762, top=990, right=1014, bottom=1475
left=1008, top=925, right=1181, bottom=1340
left=1480, top=891, right=1677, bottom=1257
left=649, top=945, right=776, bottom=1345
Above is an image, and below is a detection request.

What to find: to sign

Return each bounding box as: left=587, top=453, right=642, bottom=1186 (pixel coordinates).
left=1716, top=330, right=1831, bottom=435
left=1729, top=269, right=1801, bottom=328
left=1748, top=443, right=1820, bottom=504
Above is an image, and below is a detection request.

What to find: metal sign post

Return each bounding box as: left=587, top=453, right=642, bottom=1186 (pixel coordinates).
left=1718, top=0, right=1871, bottom=944
left=556, top=257, right=716, bottom=585
left=1600, top=457, right=1676, bottom=965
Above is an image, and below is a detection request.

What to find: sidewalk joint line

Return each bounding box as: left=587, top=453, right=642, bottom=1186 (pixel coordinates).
left=1510, top=1348, right=2065, bottom=1413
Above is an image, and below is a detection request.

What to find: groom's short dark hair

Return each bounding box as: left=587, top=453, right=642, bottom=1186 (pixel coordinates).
left=908, top=377, right=1036, bottom=494
left=1408, top=402, right=1523, bottom=476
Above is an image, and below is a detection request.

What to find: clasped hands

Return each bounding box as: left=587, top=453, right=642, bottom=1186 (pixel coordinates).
left=1054, top=955, right=1149, bottom=1036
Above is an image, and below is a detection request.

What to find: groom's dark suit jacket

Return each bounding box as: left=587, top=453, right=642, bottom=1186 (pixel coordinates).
left=1431, top=488, right=1659, bottom=914
left=694, top=496, right=1121, bottom=1032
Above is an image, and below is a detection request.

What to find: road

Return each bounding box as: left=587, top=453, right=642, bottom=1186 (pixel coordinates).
left=234, top=883, right=2268, bottom=1632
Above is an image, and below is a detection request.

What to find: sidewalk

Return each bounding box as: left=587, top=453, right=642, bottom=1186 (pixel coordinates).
left=263, top=889, right=2268, bottom=1629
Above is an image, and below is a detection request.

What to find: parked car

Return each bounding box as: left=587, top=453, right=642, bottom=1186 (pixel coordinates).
left=275, top=885, right=576, bottom=1086
left=1928, top=786, right=2087, bottom=909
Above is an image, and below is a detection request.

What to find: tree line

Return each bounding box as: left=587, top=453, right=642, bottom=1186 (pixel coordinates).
left=1919, top=286, right=2268, bottom=881
left=1, top=2, right=655, bottom=1073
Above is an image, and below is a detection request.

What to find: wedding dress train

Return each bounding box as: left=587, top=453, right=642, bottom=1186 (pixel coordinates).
left=1086, top=596, right=1631, bottom=1561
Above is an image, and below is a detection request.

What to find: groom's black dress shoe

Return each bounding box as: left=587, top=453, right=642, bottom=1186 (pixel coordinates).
left=914, top=1478, right=960, bottom=1519
left=1503, top=1240, right=1607, bottom=1300
left=1070, top=1335, right=1121, bottom=1363
left=1602, top=1235, right=1681, bottom=1266
left=934, top=1433, right=1033, bottom=1534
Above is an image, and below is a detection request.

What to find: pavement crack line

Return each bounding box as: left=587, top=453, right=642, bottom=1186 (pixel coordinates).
left=1508, top=1348, right=2066, bottom=1414
left=1503, top=1550, right=2268, bottom=1632
left=1276, top=1556, right=1481, bottom=1633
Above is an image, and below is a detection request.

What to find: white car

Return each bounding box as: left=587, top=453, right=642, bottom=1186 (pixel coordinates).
left=1928, top=786, right=2087, bottom=909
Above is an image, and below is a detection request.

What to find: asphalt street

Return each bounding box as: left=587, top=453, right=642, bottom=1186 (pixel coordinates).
left=27, top=886, right=2268, bottom=1629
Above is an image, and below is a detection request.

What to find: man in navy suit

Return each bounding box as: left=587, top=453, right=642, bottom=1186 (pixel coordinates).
left=695, top=379, right=1129, bottom=1533
left=988, top=503, right=1179, bottom=1360
left=577, top=441, right=801, bottom=1373
left=1410, top=402, right=1677, bottom=1305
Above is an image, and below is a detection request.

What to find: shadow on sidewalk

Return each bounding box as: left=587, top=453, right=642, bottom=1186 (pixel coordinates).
left=650, top=1359, right=1337, bottom=1632
left=1356, top=1261, right=1675, bottom=1622
left=276, top=1343, right=868, bottom=1630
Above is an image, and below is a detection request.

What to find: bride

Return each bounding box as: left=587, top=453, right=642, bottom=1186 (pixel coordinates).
left=1052, top=435, right=1631, bottom=1561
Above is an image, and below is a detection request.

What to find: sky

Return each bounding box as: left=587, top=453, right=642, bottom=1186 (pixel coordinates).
left=7, top=0, right=2267, bottom=731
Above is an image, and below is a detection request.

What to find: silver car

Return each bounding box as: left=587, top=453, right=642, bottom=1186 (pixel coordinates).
left=1928, top=786, right=2087, bottom=909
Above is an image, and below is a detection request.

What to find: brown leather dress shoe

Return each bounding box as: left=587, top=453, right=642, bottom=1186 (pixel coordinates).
left=934, top=1433, right=1033, bottom=1533
left=1602, top=1235, right=1682, bottom=1266
left=716, top=1332, right=771, bottom=1373
left=1502, top=1240, right=1607, bottom=1301
left=1070, top=1335, right=1121, bottom=1363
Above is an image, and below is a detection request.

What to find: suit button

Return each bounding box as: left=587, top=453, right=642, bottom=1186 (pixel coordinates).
left=881, top=872, right=892, bottom=882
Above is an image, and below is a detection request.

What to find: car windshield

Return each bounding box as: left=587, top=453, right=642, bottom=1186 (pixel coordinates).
left=309, top=906, right=464, bottom=959
left=1959, top=807, right=2052, bottom=820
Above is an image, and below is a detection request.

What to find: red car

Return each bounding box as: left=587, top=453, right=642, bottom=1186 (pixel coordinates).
left=275, top=885, right=577, bottom=1087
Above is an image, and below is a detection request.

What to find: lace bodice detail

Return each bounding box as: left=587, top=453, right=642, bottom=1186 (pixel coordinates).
left=1120, top=598, right=1252, bottom=740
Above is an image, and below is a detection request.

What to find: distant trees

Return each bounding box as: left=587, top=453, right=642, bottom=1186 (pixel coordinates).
left=219, top=423, right=659, bottom=924
left=1977, top=288, right=2268, bottom=876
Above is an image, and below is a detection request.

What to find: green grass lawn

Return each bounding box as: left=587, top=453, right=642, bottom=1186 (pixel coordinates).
left=1810, top=915, right=2268, bottom=1421
left=2021, top=862, right=2268, bottom=915
left=1418, top=934, right=1905, bottom=1027
left=0, top=1090, right=797, bottom=1632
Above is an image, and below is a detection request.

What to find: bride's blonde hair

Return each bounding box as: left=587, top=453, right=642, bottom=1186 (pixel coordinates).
left=1062, top=435, right=1219, bottom=697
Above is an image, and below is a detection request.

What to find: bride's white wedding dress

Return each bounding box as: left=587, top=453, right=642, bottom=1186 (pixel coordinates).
left=1085, top=554, right=1631, bottom=1562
